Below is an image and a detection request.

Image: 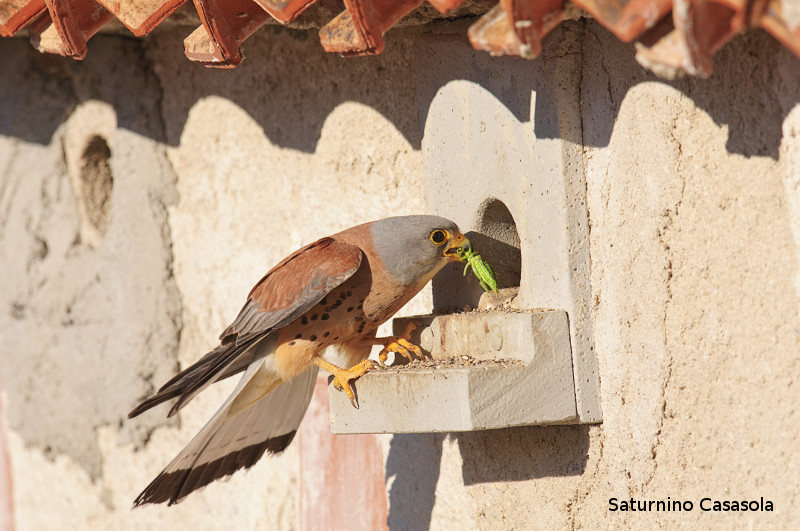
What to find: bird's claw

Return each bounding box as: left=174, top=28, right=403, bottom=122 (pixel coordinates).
left=378, top=337, right=426, bottom=365
left=331, top=359, right=379, bottom=409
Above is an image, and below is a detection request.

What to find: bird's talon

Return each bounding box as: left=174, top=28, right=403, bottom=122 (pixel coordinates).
left=376, top=336, right=426, bottom=365
left=377, top=351, right=389, bottom=367
left=314, top=358, right=377, bottom=409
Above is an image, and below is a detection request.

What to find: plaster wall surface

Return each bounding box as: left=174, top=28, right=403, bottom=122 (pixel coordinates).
left=576, top=25, right=800, bottom=530
left=0, top=31, right=428, bottom=529
left=1, top=19, right=799, bottom=531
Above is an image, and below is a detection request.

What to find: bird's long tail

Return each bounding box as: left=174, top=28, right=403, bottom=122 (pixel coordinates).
left=133, top=360, right=319, bottom=506
left=127, top=335, right=266, bottom=419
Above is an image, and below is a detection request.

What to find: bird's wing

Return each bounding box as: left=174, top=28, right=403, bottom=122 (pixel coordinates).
left=128, top=237, right=362, bottom=418
left=133, top=355, right=320, bottom=506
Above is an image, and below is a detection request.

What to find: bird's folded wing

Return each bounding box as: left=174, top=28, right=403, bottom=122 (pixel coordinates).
left=128, top=237, right=362, bottom=419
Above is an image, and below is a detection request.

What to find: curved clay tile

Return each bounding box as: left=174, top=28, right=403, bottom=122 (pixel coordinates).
left=427, top=0, right=467, bottom=13
left=503, top=0, right=565, bottom=58
left=0, top=0, right=46, bottom=36
left=252, top=0, right=318, bottom=23
left=756, top=0, right=800, bottom=57
left=468, top=3, right=526, bottom=57
left=572, top=0, right=673, bottom=42
left=185, top=0, right=270, bottom=67
left=319, top=0, right=425, bottom=55
left=28, top=0, right=114, bottom=59
left=96, top=0, right=189, bottom=36
left=3, top=0, right=800, bottom=79
left=676, top=0, right=749, bottom=75
left=468, top=0, right=565, bottom=59
left=635, top=0, right=749, bottom=78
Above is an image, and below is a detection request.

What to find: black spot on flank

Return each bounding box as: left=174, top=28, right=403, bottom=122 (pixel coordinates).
left=321, top=297, right=327, bottom=304
left=372, top=318, right=380, bottom=323
left=289, top=341, right=296, bottom=346
left=333, top=336, right=339, bottom=341
left=347, top=307, right=354, bottom=312
left=333, top=300, right=342, bottom=308
left=322, top=314, right=329, bottom=320
left=347, top=290, right=352, bottom=296
left=295, top=334, right=302, bottom=339
left=310, top=335, right=317, bottom=341
left=357, top=303, right=363, bottom=309
left=311, top=314, right=318, bottom=320
left=301, top=316, right=308, bottom=325
left=323, top=332, right=330, bottom=338
left=359, top=298, right=365, bottom=303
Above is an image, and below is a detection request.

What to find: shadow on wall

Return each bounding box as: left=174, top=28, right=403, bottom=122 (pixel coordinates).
left=575, top=25, right=799, bottom=159
left=386, top=426, right=590, bottom=529
left=414, top=22, right=799, bottom=160
left=0, top=39, right=168, bottom=146
left=2, top=21, right=798, bottom=159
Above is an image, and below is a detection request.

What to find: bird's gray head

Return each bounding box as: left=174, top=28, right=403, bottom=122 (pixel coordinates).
left=369, top=215, right=470, bottom=286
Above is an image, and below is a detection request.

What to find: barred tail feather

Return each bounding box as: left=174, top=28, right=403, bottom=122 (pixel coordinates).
left=128, top=335, right=268, bottom=419
left=133, top=361, right=319, bottom=506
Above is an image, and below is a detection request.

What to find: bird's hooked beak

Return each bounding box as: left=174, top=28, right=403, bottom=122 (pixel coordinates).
left=444, top=232, right=471, bottom=261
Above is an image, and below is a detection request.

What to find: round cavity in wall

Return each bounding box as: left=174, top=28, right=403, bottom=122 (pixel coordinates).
left=74, top=135, right=113, bottom=247
left=61, top=101, right=117, bottom=249
left=80, top=136, right=113, bottom=235
left=474, top=198, right=522, bottom=290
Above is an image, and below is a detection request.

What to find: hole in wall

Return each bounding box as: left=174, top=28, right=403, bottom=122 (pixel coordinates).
left=473, top=198, right=522, bottom=290
left=78, top=135, right=113, bottom=242
left=432, top=198, right=521, bottom=311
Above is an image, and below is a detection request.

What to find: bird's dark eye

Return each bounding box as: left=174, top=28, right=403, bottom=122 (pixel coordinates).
left=429, top=229, right=448, bottom=245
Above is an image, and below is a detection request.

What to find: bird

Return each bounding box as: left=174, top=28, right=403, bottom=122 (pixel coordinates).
left=128, top=215, right=470, bottom=506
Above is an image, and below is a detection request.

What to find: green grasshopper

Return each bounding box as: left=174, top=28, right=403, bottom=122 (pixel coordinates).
left=456, top=247, right=498, bottom=294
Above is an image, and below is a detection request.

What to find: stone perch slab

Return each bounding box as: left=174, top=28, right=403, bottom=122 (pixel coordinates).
left=328, top=310, right=578, bottom=434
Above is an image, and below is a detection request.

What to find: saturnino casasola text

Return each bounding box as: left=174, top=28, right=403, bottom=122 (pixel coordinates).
left=609, top=497, right=773, bottom=512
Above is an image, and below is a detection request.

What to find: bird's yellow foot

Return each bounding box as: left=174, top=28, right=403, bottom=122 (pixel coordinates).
left=312, top=358, right=378, bottom=408
left=377, top=337, right=425, bottom=367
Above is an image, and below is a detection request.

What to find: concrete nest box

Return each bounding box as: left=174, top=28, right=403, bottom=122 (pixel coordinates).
left=329, top=40, right=602, bottom=433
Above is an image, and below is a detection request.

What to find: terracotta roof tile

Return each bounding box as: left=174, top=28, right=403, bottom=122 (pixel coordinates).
left=319, top=0, right=427, bottom=56
left=28, top=0, right=114, bottom=59
left=640, top=0, right=748, bottom=76
left=185, top=0, right=269, bottom=67
left=757, top=0, right=800, bottom=57
left=467, top=3, right=523, bottom=58
left=2, top=0, right=800, bottom=78
left=468, top=0, right=565, bottom=58
left=96, top=0, right=188, bottom=36
left=427, top=0, right=467, bottom=13
left=574, top=0, right=673, bottom=42
left=469, top=0, right=800, bottom=78
left=0, top=0, right=46, bottom=36
left=253, top=0, right=318, bottom=23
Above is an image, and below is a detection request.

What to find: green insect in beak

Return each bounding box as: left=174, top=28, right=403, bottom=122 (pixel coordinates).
left=455, top=247, right=498, bottom=294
